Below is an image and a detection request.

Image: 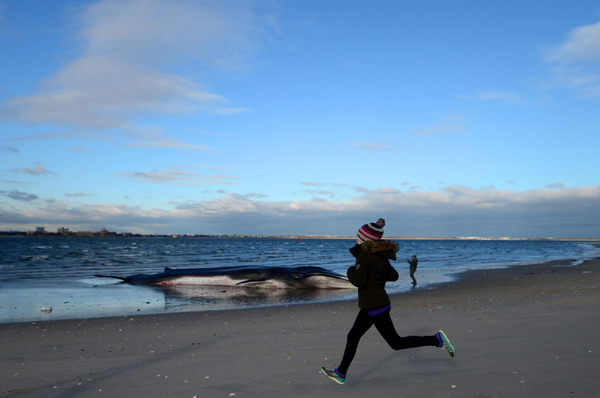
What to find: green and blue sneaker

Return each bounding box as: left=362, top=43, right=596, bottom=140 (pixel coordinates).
left=320, top=367, right=346, bottom=385
left=436, top=330, right=455, bottom=357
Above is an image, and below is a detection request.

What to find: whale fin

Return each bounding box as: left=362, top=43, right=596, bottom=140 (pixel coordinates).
left=236, top=278, right=269, bottom=286
left=94, top=275, right=127, bottom=282
left=301, top=272, right=349, bottom=281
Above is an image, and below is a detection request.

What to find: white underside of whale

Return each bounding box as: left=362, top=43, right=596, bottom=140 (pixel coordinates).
left=153, top=275, right=353, bottom=289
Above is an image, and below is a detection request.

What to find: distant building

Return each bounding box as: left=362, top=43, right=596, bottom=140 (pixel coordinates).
left=36, top=227, right=45, bottom=233
left=97, top=228, right=117, bottom=237
left=57, top=227, right=70, bottom=235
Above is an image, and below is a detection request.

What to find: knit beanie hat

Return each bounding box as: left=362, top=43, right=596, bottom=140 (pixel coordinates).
left=357, top=218, right=385, bottom=243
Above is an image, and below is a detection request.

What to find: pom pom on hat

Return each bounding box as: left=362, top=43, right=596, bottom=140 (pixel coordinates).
left=357, top=218, right=385, bottom=243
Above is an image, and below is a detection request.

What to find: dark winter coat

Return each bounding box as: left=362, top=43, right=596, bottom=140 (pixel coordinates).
left=408, top=257, right=418, bottom=272
left=347, top=240, right=399, bottom=310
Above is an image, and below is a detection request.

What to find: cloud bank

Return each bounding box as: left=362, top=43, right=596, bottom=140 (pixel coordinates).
left=2, top=185, right=599, bottom=238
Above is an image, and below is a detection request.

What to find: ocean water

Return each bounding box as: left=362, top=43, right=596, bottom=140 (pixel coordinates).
left=1, top=237, right=598, bottom=323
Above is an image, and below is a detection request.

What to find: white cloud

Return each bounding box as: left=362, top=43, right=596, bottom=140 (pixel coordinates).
left=6, top=125, right=210, bottom=151
left=411, top=124, right=461, bottom=137
left=301, top=182, right=327, bottom=187
left=69, top=146, right=93, bottom=153
left=544, top=183, right=566, bottom=189
left=79, top=0, right=264, bottom=70
left=410, top=115, right=465, bottom=137
left=0, top=144, right=19, bottom=153
left=303, top=189, right=334, bottom=196
left=459, top=91, right=525, bottom=105
left=162, top=164, right=229, bottom=170
left=245, top=193, right=269, bottom=198
left=4, top=55, right=236, bottom=129
left=116, top=168, right=240, bottom=186
left=349, top=142, right=391, bottom=150
left=546, top=20, right=600, bottom=97
left=547, top=21, right=600, bottom=64
left=1, top=190, right=39, bottom=201
left=125, top=127, right=212, bottom=151
left=0, top=0, right=272, bottom=129
left=378, top=188, right=401, bottom=194
left=9, top=163, right=57, bottom=176
left=300, top=182, right=353, bottom=188
left=7, top=131, right=89, bottom=142
left=0, top=180, right=36, bottom=185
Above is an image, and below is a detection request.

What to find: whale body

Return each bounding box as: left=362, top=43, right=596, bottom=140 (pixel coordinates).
left=95, top=265, right=353, bottom=289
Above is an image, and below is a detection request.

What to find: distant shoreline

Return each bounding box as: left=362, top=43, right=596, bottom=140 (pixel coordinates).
left=1, top=232, right=598, bottom=241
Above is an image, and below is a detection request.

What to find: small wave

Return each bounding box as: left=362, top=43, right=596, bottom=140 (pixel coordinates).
left=20, top=255, right=49, bottom=261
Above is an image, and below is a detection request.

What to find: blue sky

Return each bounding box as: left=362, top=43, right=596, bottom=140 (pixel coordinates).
left=1, top=0, right=600, bottom=238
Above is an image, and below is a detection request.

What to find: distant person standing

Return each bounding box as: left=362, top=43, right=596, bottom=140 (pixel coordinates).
left=408, top=255, right=418, bottom=285
left=320, top=219, right=455, bottom=385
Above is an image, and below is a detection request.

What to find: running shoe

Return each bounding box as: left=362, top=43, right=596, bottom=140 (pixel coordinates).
left=437, top=330, right=455, bottom=357
left=320, top=367, right=345, bottom=385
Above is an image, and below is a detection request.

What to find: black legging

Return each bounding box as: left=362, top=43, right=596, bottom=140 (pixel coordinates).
left=338, top=307, right=439, bottom=375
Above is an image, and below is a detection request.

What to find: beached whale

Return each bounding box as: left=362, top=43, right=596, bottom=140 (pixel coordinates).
left=95, top=265, right=353, bottom=289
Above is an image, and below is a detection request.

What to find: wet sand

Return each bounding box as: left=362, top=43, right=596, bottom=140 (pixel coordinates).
left=1, top=257, right=599, bottom=397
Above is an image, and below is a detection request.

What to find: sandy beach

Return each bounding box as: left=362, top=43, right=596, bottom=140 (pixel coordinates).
left=1, top=256, right=599, bottom=398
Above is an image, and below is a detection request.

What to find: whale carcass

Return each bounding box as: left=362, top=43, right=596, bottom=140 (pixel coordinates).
left=95, top=266, right=353, bottom=289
